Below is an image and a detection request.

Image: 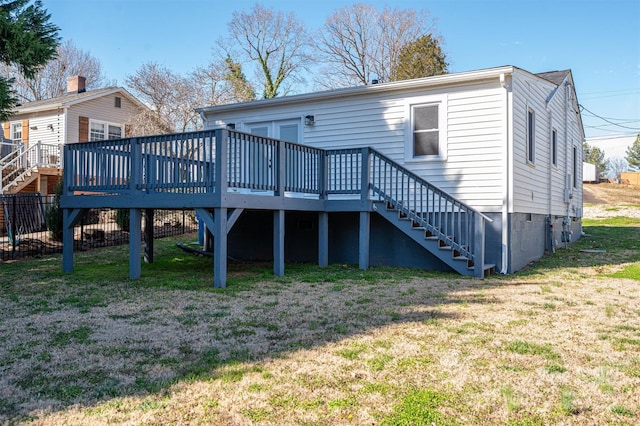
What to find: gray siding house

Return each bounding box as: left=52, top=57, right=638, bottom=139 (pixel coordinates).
left=197, top=65, right=585, bottom=274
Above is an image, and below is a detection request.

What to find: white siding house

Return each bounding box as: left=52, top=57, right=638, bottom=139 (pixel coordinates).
left=198, top=65, right=585, bottom=274
left=1, top=76, right=147, bottom=195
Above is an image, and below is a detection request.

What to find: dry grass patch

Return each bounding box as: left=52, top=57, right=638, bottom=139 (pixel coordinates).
left=0, top=207, right=639, bottom=425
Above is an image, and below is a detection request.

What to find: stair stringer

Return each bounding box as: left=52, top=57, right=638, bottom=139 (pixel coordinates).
left=373, top=201, right=475, bottom=276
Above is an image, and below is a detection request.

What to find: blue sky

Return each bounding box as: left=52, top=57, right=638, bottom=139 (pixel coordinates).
left=44, top=0, right=640, bottom=145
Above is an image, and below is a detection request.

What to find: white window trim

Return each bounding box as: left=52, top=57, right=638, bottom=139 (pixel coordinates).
left=10, top=121, right=22, bottom=143
left=89, top=119, right=123, bottom=141
left=551, top=128, right=558, bottom=168
left=526, top=107, right=535, bottom=166
left=243, top=118, right=302, bottom=143
left=404, top=95, right=447, bottom=162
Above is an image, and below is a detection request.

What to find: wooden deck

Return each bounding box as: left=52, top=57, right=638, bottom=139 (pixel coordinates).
left=61, top=129, right=492, bottom=287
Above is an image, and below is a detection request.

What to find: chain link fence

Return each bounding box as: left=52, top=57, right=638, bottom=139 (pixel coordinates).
left=1, top=193, right=198, bottom=261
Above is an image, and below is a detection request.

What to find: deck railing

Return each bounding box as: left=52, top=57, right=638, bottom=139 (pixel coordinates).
left=63, top=130, right=489, bottom=270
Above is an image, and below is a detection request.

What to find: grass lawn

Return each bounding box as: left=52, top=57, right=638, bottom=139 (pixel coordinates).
left=0, top=213, right=638, bottom=425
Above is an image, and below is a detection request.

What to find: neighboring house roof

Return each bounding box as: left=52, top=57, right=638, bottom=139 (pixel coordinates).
left=536, top=70, right=571, bottom=86
left=13, top=87, right=148, bottom=115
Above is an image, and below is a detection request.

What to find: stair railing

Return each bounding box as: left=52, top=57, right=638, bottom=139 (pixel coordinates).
left=1, top=142, right=62, bottom=193
left=367, top=148, right=492, bottom=272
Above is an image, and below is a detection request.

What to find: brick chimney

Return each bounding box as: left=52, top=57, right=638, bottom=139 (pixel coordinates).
left=67, top=76, right=86, bottom=94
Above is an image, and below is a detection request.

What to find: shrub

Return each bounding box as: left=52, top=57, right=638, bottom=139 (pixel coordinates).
left=45, top=179, right=64, bottom=241
left=115, top=208, right=130, bottom=232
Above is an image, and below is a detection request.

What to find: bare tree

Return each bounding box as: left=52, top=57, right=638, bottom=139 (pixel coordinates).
left=0, top=39, right=106, bottom=102
left=607, top=157, right=628, bottom=180
left=125, top=62, right=195, bottom=134
left=126, top=60, right=254, bottom=135
left=316, top=4, right=441, bottom=88
left=223, top=4, right=310, bottom=98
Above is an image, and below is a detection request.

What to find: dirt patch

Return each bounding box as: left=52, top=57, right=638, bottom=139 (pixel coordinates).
left=583, top=183, right=640, bottom=205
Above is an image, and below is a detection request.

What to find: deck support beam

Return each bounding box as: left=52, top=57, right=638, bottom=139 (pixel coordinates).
left=274, top=210, right=285, bottom=277
left=144, top=209, right=154, bottom=264
left=213, top=207, right=228, bottom=288
left=359, top=211, right=370, bottom=270
left=129, top=208, right=142, bottom=279
left=62, top=208, right=88, bottom=273
left=318, top=212, right=328, bottom=267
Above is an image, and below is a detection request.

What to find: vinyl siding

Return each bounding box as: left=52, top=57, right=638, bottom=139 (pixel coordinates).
left=511, top=71, right=555, bottom=215
left=511, top=70, right=583, bottom=217
left=205, top=80, right=508, bottom=212
left=66, top=93, right=140, bottom=143
left=3, top=110, right=65, bottom=146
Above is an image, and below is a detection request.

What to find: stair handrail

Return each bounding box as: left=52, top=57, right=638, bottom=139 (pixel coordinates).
left=0, top=142, right=23, bottom=166
left=366, top=147, right=492, bottom=270
left=1, top=142, right=61, bottom=193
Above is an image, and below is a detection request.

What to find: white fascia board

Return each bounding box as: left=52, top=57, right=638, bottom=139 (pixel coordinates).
left=197, top=66, right=516, bottom=115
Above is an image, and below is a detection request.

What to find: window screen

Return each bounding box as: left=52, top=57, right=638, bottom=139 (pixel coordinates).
left=413, top=104, right=439, bottom=157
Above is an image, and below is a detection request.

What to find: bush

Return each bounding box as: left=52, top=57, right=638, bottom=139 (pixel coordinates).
left=45, top=179, right=64, bottom=241
left=115, top=208, right=130, bottom=232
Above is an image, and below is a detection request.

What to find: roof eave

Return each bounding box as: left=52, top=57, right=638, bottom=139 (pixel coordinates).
left=197, top=65, right=516, bottom=115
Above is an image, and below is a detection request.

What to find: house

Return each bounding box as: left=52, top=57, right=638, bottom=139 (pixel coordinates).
left=196, top=65, right=585, bottom=275
left=59, top=65, right=584, bottom=287
left=1, top=76, right=148, bottom=195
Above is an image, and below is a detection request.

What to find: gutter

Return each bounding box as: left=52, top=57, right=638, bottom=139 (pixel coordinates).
left=197, top=66, right=517, bottom=115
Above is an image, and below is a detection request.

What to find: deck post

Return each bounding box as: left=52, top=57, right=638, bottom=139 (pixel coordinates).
left=359, top=211, right=370, bottom=270
left=62, top=208, right=87, bottom=273
left=214, top=207, right=227, bottom=288
left=360, top=147, right=371, bottom=200
left=274, top=210, right=285, bottom=276
left=473, top=213, right=486, bottom=278
left=318, top=212, right=328, bottom=267
left=214, top=129, right=228, bottom=203
left=276, top=139, right=286, bottom=197
left=144, top=209, right=154, bottom=263
left=129, top=208, right=142, bottom=279
left=62, top=209, right=75, bottom=272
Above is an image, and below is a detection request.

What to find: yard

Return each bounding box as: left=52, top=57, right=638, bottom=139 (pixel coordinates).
left=0, top=184, right=638, bottom=425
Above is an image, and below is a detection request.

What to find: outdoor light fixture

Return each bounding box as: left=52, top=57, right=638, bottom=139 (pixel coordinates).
left=304, top=115, right=315, bottom=126
left=47, top=124, right=54, bottom=131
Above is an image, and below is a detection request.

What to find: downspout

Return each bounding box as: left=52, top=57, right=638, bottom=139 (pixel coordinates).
left=562, top=81, right=572, bottom=246
left=500, top=72, right=510, bottom=274
left=545, top=92, right=553, bottom=252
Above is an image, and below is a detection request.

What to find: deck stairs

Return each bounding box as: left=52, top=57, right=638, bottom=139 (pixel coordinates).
left=374, top=201, right=495, bottom=276
left=365, top=148, right=495, bottom=277
left=1, top=142, right=61, bottom=194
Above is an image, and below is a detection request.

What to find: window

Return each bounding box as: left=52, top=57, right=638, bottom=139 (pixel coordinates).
left=89, top=120, right=123, bottom=141
left=551, top=129, right=557, bottom=167
left=11, top=122, right=22, bottom=143
left=572, top=145, right=577, bottom=188
left=526, top=108, right=535, bottom=164
left=115, top=96, right=121, bottom=108
left=413, top=104, right=440, bottom=156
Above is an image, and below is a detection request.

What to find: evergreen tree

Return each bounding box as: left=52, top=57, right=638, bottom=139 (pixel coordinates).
left=224, top=55, right=255, bottom=102
left=625, top=133, right=640, bottom=171
left=0, top=0, right=59, bottom=120
left=583, top=142, right=609, bottom=179
left=391, top=34, right=448, bottom=81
